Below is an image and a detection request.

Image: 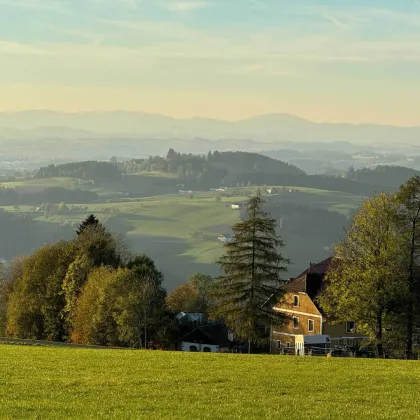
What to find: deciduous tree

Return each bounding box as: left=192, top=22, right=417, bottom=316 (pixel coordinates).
left=396, top=176, right=420, bottom=358
left=318, top=193, right=406, bottom=357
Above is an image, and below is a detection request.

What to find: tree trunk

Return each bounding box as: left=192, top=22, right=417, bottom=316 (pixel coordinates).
left=248, top=339, right=251, bottom=354
left=376, top=313, right=384, bottom=358
left=406, top=299, right=414, bottom=359
left=406, top=219, right=417, bottom=359
left=144, top=308, right=147, bottom=350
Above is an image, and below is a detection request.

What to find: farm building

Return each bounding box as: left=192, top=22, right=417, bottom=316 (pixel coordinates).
left=271, top=258, right=369, bottom=354
left=179, top=324, right=234, bottom=353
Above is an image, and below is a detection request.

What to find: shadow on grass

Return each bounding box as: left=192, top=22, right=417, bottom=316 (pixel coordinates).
left=125, top=234, right=221, bottom=291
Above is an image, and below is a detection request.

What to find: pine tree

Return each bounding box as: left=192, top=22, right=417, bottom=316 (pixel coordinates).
left=210, top=190, right=289, bottom=350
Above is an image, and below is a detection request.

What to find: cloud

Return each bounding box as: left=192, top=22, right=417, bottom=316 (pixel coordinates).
left=322, top=13, right=345, bottom=28
left=0, top=0, right=70, bottom=14
left=0, top=40, right=49, bottom=55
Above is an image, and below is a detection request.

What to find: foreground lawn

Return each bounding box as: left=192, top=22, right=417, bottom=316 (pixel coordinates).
left=0, top=345, right=419, bottom=419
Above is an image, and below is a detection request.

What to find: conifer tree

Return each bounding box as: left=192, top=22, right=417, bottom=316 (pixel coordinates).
left=76, top=214, right=99, bottom=236
left=210, top=190, right=288, bottom=350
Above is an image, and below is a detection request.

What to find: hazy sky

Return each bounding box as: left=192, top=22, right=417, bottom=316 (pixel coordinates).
left=1, top=0, right=420, bottom=125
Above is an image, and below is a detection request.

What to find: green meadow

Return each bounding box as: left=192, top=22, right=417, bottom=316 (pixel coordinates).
left=1, top=176, right=365, bottom=286
left=0, top=344, right=419, bottom=419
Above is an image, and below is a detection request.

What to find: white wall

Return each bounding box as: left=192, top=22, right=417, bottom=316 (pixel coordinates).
left=181, top=342, right=219, bottom=352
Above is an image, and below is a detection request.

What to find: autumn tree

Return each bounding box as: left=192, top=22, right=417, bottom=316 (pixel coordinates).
left=189, top=273, right=213, bottom=313
left=71, top=266, right=120, bottom=345
left=318, top=193, right=406, bottom=357
left=72, top=255, right=166, bottom=348
left=6, top=242, right=76, bottom=340
left=166, top=273, right=213, bottom=314
left=210, top=190, right=288, bottom=351
left=123, top=255, right=167, bottom=348
left=166, top=283, right=199, bottom=313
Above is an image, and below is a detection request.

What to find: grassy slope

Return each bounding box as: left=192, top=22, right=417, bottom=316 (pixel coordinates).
left=1, top=178, right=364, bottom=285
left=0, top=345, right=419, bottom=419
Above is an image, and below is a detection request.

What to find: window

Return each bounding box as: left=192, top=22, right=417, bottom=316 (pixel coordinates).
left=293, top=317, right=299, bottom=329
left=189, top=345, right=198, bottom=352
left=286, top=342, right=291, bottom=348
left=293, top=295, right=299, bottom=307
left=346, top=321, right=356, bottom=333
left=276, top=340, right=281, bottom=350
left=308, top=319, right=314, bottom=333
left=203, top=347, right=211, bottom=352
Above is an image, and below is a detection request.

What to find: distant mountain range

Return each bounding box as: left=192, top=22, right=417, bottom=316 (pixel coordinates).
left=1, top=111, right=420, bottom=145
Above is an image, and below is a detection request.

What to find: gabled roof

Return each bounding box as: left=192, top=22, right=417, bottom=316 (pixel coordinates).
left=283, top=257, right=332, bottom=300
left=180, top=324, right=232, bottom=347
left=295, top=257, right=332, bottom=279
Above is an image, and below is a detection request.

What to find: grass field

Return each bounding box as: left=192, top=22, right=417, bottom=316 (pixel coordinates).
left=0, top=345, right=419, bottom=419
left=1, top=176, right=365, bottom=286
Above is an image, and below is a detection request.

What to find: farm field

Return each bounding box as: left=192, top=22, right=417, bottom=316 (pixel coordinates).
left=0, top=177, right=366, bottom=287
left=0, top=344, right=419, bottom=419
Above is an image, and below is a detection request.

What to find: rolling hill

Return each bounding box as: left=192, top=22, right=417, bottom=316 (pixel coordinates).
left=1, top=111, right=420, bottom=144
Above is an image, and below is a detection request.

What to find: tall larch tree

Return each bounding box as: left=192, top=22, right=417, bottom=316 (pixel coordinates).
left=210, top=190, right=289, bottom=351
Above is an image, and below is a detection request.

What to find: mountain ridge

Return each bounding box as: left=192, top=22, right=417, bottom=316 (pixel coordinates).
left=0, top=111, right=419, bottom=144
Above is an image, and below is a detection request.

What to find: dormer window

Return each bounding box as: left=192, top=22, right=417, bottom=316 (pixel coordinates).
left=293, top=295, right=299, bottom=307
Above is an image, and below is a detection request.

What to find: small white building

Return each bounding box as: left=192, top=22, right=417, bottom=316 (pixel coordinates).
left=179, top=324, right=233, bottom=353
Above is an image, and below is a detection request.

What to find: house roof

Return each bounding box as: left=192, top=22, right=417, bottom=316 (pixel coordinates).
left=283, top=257, right=332, bottom=299
left=180, top=324, right=232, bottom=347
left=295, top=257, right=332, bottom=279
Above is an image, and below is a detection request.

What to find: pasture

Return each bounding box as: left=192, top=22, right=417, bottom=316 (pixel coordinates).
left=0, top=344, right=419, bottom=419
left=0, top=179, right=365, bottom=287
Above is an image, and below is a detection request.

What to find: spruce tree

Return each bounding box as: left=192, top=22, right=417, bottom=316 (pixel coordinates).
left=76, top=214, right=99, bottom=236
left=210, top=190, right=289, bottom=350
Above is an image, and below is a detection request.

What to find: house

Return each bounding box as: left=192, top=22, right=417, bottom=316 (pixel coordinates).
left=271, top=257, right=369, bottom=354
left=218, top=234, right=232, bottom=243
left=78, top=179, right=95, bottom=185
left=179, top=324, right=234, bottom=353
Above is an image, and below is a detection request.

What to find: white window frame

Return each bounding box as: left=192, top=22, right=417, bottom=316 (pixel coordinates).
left=293, top=316, right=299, bottom=329
left=276, top=340, right=281, bottom=349
left=346, top=321, right=356, bottom=333
left=293, top=295, right=299, bottom=307
left=286, top=341, right=291, bottom=348
left=308, top=319, right=314, bottom=333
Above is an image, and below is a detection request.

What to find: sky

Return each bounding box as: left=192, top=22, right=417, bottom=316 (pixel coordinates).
left=0, top=0, right=420, bottom=125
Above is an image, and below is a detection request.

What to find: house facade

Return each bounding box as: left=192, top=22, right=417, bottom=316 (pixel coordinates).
left=178, top=324, right=234, bottom=353
left=271, top=258, right=369, bottom=354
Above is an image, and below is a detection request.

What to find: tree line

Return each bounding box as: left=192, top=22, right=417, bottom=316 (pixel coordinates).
left=128, top=149, right=387, bottom=196
left=0, top=186, right=98, bottom=207
left=0, top=215, right=170, bottom=348
left=34, top=161, right=121, bottom=183
left=344, top=165, right=420, bottom=188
